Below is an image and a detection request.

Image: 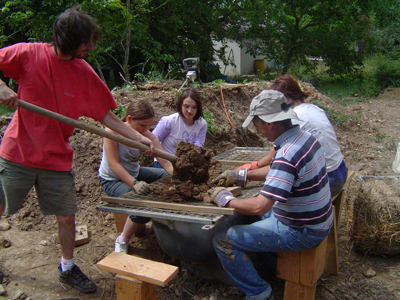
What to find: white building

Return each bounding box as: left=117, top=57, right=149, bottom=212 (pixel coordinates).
left=213, top=39, right=267, bottom=77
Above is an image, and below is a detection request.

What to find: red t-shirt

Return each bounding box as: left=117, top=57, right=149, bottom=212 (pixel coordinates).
left=0, top=43, right=117, bottom=171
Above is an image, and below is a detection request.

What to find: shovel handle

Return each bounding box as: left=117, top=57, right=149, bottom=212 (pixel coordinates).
left=17, top=99, right=178, bottom=164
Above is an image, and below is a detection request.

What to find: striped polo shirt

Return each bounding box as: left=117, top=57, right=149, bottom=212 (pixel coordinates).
left=260, top=126, right=333, bottom=230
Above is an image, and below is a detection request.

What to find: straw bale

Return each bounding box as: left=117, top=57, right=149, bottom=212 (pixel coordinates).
left=345, top=176, right=400, bottom=255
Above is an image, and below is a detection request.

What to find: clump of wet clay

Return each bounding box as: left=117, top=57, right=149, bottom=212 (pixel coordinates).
left=150, top=141, right=218, bottom=202
left=173, top=141, right=215, bottom=183
left=151, top=176, right=211, bottom=202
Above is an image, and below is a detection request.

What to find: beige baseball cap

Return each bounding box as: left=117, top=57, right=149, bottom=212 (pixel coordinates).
left=242, top=90, right=298, bottom=127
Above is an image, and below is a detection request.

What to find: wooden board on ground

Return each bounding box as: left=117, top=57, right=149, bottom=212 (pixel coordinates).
left=212, top=159, right=253, bottom=165
left=220, top=83, right=249, bottom=89
left=97, top=252, right=178, bottom=287
left=102, top=196, right=235, bottom=215
left=75, top=225, right=89, bottom=246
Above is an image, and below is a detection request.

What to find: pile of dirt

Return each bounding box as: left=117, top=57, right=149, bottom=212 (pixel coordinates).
left=151, top=141, right=229, bottom=203
left=150, top=175, right=208, bottom=202
left=173, top=141, right=215, bottom=183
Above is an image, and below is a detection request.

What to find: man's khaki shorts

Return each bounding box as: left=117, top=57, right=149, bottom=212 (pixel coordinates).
left=0, top=157, right=78, bottom=215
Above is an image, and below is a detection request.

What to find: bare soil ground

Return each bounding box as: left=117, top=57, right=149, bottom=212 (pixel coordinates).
left=1, top=80, right=400, bottom=300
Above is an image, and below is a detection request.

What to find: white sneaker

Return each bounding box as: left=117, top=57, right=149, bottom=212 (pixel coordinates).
left=114, top=238, right=128, bottom=254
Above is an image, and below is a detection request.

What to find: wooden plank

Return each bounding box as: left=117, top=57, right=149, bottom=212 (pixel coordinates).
left=277, top=250, right=300, bottom=283
left=212, top=159, right=253, bottom=165
left=116, top=275, right=156, bottom=300
left=332, top=190, right=345, bottom=225
left=75, top=225, right=89, bottom=246
left=220, top=83, right=249, bottom=89
left=97, top=252, right=178, bottom=287
left=325, top=210, right=339, bottom=275
left=283, top=281, right=316, bottom=300
left=227, top=186, right=242, bottom=197
left=324, top=170, right=354, bottom=275
left=114, top=213, right=128, bottom=233
left=102, top=196, right=235, bottom=215
left=278, top=236, right=328, bottom=287
left=299, top=236, right=327, bottom=286
left=345, top=171, right=356, bottom=188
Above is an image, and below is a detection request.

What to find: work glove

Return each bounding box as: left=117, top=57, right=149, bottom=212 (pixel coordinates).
left=213, top=169, right=248, bottom=187
left=133, top=181, right=152, bottom=195
left=235, top=160, right=259, bottom=171
left=208, top=187, right=236, bottom=207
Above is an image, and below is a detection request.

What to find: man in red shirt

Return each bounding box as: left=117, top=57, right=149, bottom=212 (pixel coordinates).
left=0, top=6, right=154, bottom=294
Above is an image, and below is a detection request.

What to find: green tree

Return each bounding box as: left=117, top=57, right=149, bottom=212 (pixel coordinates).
left=369, top=0, right=400, bottom=59
left=3, top=0, right=398, bottom=82
left=0, top=0, right=63, bottom=47
left=224, top=0, right=380, bottom=75
left=147, top=0, right=246, bottom=72
left=0, top=0, right=173, bottom=84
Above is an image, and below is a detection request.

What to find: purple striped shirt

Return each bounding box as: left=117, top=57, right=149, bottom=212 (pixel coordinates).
left=261, top=126, right=333, bottom=230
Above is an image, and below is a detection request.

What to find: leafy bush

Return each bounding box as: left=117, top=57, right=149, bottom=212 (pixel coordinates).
left=112, top=104, right=127, bottom=119
left=368, top=54, right=400, bottom=93
left=294, top=54, right=400, bottom=100
left=203, top=111, right=219, bottom=137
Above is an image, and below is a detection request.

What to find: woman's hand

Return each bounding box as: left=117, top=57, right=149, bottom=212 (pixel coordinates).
left=148, top=140, right=155, bottom=155
left=137, top=133, right=154, bottom=156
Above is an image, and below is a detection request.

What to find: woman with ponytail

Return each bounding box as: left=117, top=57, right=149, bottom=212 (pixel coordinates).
left=237, top=74, right=347, bottom=196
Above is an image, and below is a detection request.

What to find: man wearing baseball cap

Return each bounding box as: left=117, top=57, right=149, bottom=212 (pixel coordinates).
left=210, top=90, right=333, bottom=300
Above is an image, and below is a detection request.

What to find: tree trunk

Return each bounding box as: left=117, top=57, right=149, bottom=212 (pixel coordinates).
left=94, top=57, right=106, bottom=83
left=282, top=47, right=294, bottom=75
left=122, top=0, right=131, bottom=83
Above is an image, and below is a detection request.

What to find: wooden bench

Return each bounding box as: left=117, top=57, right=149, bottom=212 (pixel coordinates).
left=277, top=235, right=328, bottom=300
left=97, top=252, right=179, bottom=300
left=325, top=171, right=354, bottom=275
left=276, top=171, right=354, bottom=299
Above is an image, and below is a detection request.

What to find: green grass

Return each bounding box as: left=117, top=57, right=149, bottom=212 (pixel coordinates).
left=373, top=133, right=387, bottom=143
left=310, top=99, right=358, bottom=128
left=305, top=55, right=400, bottom=102
left=313, top=75, right=366, bottom=105
left=385, top=138, right=399, bottom=152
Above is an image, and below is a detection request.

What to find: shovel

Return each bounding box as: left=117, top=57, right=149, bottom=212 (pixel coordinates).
left=16, top=99, right=178, bottom=163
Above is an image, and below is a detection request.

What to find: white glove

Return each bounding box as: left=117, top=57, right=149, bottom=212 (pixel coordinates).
left=133, top=181, right=152, bottom=195
left=208, top=187, right=236, bottom=207
left=212, top=169, right=248, bottom=187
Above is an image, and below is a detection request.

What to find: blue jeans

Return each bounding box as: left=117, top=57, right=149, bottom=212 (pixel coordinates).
left=328, top=160, right=348, bottom=197
left=213, top=211, right=329, bottom=299
left=99, top=167, right=167, bottom=224
left=153, top=161, right=162, bottom=169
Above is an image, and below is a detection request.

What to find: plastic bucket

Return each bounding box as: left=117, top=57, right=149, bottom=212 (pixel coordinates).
left=254, top=59, right=265, bottom=73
